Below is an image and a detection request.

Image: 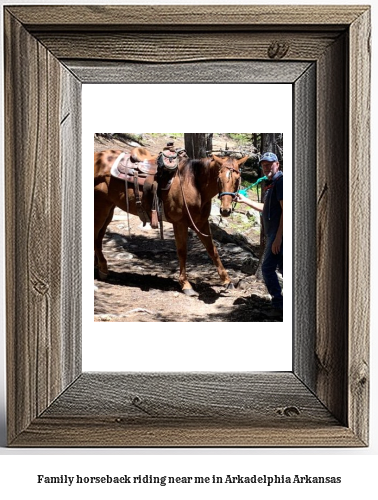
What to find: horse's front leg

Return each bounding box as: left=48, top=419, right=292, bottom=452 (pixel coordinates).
left=196, top=220, right=234, bottom=289
left=94, top=197, right=115, bottom=280
left=173, top=222, right=199, bottom=296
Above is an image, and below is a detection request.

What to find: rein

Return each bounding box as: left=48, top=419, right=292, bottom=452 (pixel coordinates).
left=178, top=168, right=210, bottom=238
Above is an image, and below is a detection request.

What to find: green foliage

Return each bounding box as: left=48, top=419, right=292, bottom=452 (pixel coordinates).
left=240, top=179, right=260, bottom=194
left=150, top=133, right=184, bottom=138
left=114, top=133, right=143, bottom=143
left=227, top=213, right=258, bottom=231
left=168, top=133, right=184, bottom=138
left=246, top=212, right=257, bottom=226
left=228, top=133, right=252, bottom=145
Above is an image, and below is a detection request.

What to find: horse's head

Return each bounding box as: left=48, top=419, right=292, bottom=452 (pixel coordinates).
left=213, top=155, right=249, bottom=217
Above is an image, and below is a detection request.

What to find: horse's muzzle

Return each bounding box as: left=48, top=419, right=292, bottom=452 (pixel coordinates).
left=220, top=207, right=232, bottom=217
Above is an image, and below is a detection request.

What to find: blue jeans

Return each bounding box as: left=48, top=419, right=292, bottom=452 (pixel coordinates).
left=262, top=233, right=283, bottom=309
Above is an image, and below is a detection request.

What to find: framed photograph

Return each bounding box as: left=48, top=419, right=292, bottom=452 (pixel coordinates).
left=4, top=5, right=370, bottom=447
left=88, top=90, right=292, bottom=370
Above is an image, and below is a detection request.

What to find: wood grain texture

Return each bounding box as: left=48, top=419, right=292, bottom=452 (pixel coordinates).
left=37, top=32, right=339, bottom=63
left=293, top=64, right=317, bottom=390
left=4, top=5, right=370, bottom=447
left=348, top=8, right=371, bottom=444
left=42, top=373, right=335, bottom=421
left=5, top=11, right=61, bottom=441
left=12, top=419, right=363, bottom=448
left=60, top=66, right=83, bottom=388
left=7, top=5, right=367, bottom=29
left=11, top=373, right=363, bottom=447
left=66, top=60, right=311, bottom=84
left=4, top=11, right=81, bottom=443
left=316, top=34, right=349, bottom=425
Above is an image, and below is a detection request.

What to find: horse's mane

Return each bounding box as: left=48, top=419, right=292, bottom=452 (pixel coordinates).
left=179, top=157, right=213, bottom=186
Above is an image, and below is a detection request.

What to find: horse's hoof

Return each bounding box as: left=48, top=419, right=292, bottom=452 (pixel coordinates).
left=98, top=270, right=108, bottom=281
left=225, top=282, right=235, bottom=290
left=183, top=288, right=199, bottom=297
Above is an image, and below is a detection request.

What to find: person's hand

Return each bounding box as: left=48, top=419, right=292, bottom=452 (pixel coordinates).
left=272, top=235, right=282, bottom=254
left=235, top=193, right=248, bottom=204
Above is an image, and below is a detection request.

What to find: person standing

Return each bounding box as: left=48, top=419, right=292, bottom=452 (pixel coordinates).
left=235, top=152, right=283, bottom=314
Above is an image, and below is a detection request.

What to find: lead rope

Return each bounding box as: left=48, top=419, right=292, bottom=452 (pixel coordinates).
left=178, top=170, right=210, bottom=238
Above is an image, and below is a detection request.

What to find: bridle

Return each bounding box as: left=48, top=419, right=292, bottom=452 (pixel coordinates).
left=218, top=164, right=241, bottom=200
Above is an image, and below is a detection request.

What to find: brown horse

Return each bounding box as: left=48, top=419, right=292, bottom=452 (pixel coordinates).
left=94, top=149, right=248, bottom=296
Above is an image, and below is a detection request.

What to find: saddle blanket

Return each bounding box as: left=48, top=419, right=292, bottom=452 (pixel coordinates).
left=110, top=152, right=126, bottom=179
left=110, top=152, right=157, bottom=181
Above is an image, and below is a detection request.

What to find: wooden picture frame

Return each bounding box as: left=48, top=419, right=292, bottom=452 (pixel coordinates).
left=4, top=5, right=370, bottom=447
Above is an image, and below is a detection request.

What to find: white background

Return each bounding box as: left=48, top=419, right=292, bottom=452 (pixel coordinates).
left=0, top=0, right=377, bottom=498
left=84, top=83, right=292, bottom=372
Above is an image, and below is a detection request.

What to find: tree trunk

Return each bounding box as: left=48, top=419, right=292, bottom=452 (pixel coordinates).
left=206, top=133, right=213, bottom=153
left=252, top=133, right=258, bottom=151
left=184, top=133, right=212, bottom=158
left=261, top=133, right=275, bottom=153
left=260, top=133, right=283, bottom=169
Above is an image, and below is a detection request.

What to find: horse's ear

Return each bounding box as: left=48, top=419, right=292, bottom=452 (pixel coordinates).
left=237, top=156, right=249, bottom=166
left=212, top=155, right=224, bottom=164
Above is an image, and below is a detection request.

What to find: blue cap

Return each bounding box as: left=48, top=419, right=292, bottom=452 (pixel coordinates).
left=260, top=152, right=278, bottom=163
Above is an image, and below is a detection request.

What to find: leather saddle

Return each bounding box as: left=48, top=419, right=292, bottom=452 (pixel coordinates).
left=111, top=147, right=158, bottom=185
left=110, top=148, right=159, bottom=226
left=110, top=146, right=179, bottom=232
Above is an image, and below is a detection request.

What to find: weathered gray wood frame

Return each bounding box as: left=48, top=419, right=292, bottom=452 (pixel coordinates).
left=4, top=5, right=370, bottom=447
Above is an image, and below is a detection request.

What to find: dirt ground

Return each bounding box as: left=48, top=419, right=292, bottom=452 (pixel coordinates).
left=94, top=134, right=283, bottom=322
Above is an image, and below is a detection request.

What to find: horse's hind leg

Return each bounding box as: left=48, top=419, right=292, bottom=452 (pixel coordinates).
left=196, top=221, right=233, bottom=288
left=94, top=200, right=115, bottom=280
left=173, top=222, right=199, bottom=297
